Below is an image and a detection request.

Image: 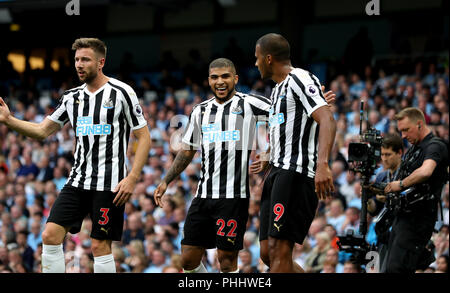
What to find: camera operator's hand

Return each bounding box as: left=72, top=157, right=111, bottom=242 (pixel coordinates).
left=385, top=181, right=401, bottom=193
left=365, top=184, right=383, bottom=195
left=367, top=198, right=377, bottom=214
left=376, top=194, right=386, bottom=203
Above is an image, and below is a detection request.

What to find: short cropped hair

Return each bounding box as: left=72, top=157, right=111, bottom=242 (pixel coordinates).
left=72, top=38, right=107, bottom=58
left=256, top=33, right=290, bottom=61
left=382, top=133, right=403, bottom=153
left=209, top=58, right=236, bottom=74
left=394, top=107, right=425, bottom=123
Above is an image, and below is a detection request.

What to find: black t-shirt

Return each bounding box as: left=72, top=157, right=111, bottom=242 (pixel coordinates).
left=409, top=133, right=448, bottom=194
left=401, top=133, right=448, bottom=216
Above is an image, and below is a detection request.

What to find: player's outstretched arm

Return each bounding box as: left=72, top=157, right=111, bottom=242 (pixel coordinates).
left=113, top=126, right=151, bottom=206
left=154, top=147, right=196, bottom=207
left=311, top=106, right=336, bottom=201
left=0, top=96, right=60, bottom=140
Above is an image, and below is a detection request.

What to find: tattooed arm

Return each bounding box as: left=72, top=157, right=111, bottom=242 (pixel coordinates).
left=154, top=147, right=197, bottom=207
left=163, top=149, right=197, bottom=184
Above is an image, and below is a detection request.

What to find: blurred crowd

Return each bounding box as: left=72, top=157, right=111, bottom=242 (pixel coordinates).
left=0, top=52, right=448, bottom=273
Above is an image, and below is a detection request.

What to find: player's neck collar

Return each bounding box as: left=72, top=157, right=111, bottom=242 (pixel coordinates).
left=85, top=76, right=110, bottom=95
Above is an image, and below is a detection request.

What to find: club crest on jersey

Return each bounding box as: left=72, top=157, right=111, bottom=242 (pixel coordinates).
left=133, top=104, right=143, bottom=116
left=306, top=84, right=319, bottom=97
left=102, top=98, right=114, bottom=109
left=231, top=105, right=242, bottom=114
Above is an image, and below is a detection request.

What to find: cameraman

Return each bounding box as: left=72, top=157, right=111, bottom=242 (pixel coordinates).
left=383, top=107, right=448, bottom=273
left=367, top=133, right=403, bottom=271
left=367, top=133, right=404, bottom=216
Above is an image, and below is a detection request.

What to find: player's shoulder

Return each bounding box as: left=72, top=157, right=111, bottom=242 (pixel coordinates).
left=191, top=103, right=201, bottom=114
left=288, top=68, right=323, bottom=98
left=108, top=77, right=137, bottom=97
left=190, top=97, right=214, bottom=114
left=288, top=67, right=318, bottom=83
left=62, top=84, right=85, bottom=98
left=237, top=92, right=270, bottom=105
left=198, top=96, right=215, bottom=107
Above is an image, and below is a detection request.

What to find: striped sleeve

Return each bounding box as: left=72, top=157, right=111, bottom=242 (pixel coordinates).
left=46, top=95, right=69, bottom=127
left=118, top=85, right=147, bottom=130
left=289, top=71, right=327, bottom=117
left=181, top=105, right=202, bottom=149
left=245, top=94, right=271, bottom=122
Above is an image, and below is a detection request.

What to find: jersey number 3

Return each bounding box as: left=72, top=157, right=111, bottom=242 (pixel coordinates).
left=98, top=208, right=110, bottom=225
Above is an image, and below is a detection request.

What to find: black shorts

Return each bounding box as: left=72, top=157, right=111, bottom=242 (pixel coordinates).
left=260, top=165, right=318, bottom=244
left=47, top=185, right=125, bottom=241
left=181, top=197, right=249, bottom=251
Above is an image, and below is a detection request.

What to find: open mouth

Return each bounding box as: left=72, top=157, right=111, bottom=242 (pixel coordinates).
left=216, top=87, right=227, bottom=95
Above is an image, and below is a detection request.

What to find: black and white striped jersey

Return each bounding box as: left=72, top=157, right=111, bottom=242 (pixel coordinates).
left=268, top=68, right=328, bottom=178
left=182, top=92, right=270, bottom=199
left=47, top=78, right=147, bottom=191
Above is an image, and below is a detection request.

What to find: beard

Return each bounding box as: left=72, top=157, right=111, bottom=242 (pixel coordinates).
left=79, top=70, right=97, bottom=84
left=214, top=86, right=236, bottom=102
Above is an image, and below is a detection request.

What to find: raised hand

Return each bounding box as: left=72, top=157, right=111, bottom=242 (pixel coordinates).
left=321, top=86, right=336, bottom=105
left=0, top=97, right=11, bottom=124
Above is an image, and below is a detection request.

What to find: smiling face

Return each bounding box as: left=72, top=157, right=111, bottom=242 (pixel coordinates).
left=74, top=47, right=104, bottom=84
left=208, top=66, right=238, bottom=102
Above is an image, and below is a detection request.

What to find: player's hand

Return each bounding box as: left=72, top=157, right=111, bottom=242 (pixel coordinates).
left=321, top=86, right=336, bottom=105
left=154, top=181, right=168, bottom=207
left=0, top=97, right=11, bottom=124
left=113, top=175, right=138, bottom=206
left=249, top=153, right=270, bottom=174
left=314, top=162, right=335, bottom=201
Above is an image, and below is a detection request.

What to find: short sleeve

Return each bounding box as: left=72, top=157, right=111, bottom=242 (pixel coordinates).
left=121, top=88, right=147, bottom=130
left=246, top=94, right=271, bottom=122
left=424, top=141, right=447, bottom=165
left=46, top=96, right=69, bottom=127
left=289, top=71, right=328, bottom=117
left=182, top=105, right=202, bottom=150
